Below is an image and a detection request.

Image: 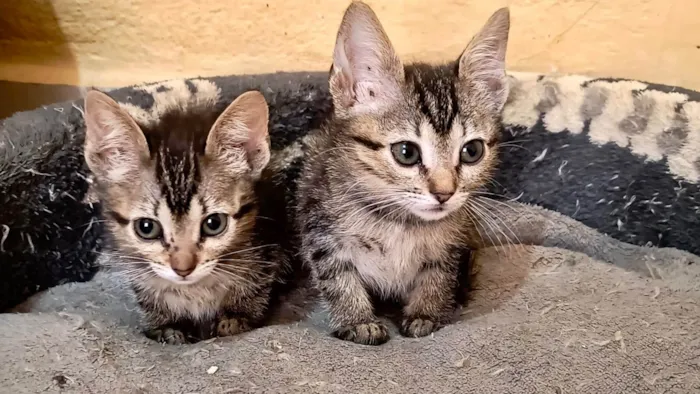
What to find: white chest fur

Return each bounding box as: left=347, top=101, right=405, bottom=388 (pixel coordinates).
left=338, top=222, right=454, bottom=297
left=144, top=278, right=227, bottom=321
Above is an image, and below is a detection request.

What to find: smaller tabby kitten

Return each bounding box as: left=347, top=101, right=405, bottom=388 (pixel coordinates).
left=297, top=2, right=510, bottom=345
left=84, top=90, right=288, bottom=344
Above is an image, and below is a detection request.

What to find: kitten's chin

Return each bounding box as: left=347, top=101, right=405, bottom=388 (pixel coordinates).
left=410, top=206, right=455, bottom=222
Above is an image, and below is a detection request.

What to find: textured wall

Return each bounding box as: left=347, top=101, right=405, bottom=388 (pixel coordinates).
left=1, top=0, right=699, bottom=89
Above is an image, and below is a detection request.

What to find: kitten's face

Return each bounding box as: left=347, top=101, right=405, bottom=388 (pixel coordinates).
left=339, top=70, right=501, bottom=221
left=103, top=161, right=257, bottom=285
left=328, top=3, right=509, bottom=222
left=84, top=91, right=270, bottom=286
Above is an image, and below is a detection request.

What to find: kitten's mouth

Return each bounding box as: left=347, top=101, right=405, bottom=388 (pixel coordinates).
left=150, top=264, right=209, bottom=285
left=170, top=275, right=201, bottom=285
left=412, top=204, right=454, bottom=221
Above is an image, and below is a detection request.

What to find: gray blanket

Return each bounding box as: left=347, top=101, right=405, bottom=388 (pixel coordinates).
left=7, top=236, right=699, bottom=393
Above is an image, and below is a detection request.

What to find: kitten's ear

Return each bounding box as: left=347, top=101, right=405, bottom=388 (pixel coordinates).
left=84, top=90, right=149, bottom=182
left=458, top=8, right=510, bottom=113
left=205, top=91, right=270, bottom=179
left=330, top=1, right=404, bottom=116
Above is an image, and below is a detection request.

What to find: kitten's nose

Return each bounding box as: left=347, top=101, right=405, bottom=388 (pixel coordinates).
left=428, top=168, right=456, bottom=205
left=170, top=251, right=196, bottom=278
left=431, top=191, right=455, bottom=204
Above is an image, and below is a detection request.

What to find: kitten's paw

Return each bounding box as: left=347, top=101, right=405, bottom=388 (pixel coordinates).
left=333, top=321, right=390, bottom=346
left=217, top=316, right=251, bottom=337
left=400, top=317, right=439, bottom=338
left=146, top=327, right=189, bottom=345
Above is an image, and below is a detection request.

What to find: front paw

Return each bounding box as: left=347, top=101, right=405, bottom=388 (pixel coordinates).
left=400, top=317, right=439, bottom=338
left=217, top=316, right=251, bottom=337
left=145, top=326, right=189, bottom=345
left=333, top=321, right=390, bottom=346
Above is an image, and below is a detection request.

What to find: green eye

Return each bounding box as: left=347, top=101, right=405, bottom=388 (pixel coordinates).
left=201, top=213, right=228, bottom=237
left=390, top=141, right=421, bottom=166
left=460, top=140, right=485, bottom=164
left=134, top=218, right=163, bottom=240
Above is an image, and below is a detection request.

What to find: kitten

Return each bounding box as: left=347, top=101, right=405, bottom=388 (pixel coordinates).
left=296, top=2, right=510, bottom=345
left=84, top=90, right=290, bottom=344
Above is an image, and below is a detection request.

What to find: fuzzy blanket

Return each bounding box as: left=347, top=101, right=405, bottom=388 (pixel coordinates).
left=2, top=71, right=700, bottom=392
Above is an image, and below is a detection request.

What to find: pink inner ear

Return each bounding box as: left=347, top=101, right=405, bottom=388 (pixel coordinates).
left=331, top=39, right=358, bottom=109
left=244, top=138, right=268, bottom=173
left=330, top=9, right=403, bottom=114
left=345, top=27, right=391, bottom=103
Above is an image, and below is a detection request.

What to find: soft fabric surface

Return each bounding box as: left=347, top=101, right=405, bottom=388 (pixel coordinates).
left=6, top=241, right=700, bottom=393
left=2, top=71, right=700, bottom=392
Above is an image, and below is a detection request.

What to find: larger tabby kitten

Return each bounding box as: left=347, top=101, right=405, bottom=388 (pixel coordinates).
left=84, top=90, right=289, bottom=344
left=296, top=3, right=510, bottom=345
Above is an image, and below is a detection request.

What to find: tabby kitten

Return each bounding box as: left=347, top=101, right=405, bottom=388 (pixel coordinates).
left=296, top=2, right=510, bottom=345
left=84, top=90, right=288, bottom=344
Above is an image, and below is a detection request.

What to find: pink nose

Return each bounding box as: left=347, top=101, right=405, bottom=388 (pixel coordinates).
left=170, top=251, right=196, bottom=277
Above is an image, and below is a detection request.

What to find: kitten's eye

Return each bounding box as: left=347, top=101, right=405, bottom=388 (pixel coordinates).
left=460, top=140, right=485, bottom=164
left=134, top=218, right=163, bottom=240
left=201, top=213, right=228, bottom=237
left=390, top=141, right=421, bottom=166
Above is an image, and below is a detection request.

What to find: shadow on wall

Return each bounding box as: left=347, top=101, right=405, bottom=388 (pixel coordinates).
left=0, top=2, right=82, bottom=118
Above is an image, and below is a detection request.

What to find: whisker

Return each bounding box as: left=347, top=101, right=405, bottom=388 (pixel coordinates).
left=472, top=198, right=525, bottom=248
left=337, top=180, right=363, bottom=200
left=214, top=244, right=278, bottom=259
left=117, top=267, right=156, bottom=283
left=344, top=197, right=406, bottom=223
left=467, top=198, right=524, bottom=259
left=254, top=216, right=276, bottom=222
left=215, top=264, right=276, bottom=279
left=469, top=200, right=514, bottom=245
left=78, top=219, right=110, bottom=228
left=96, top=251, right=152, bottom=262
left=462, top=207, right=487, bottom=249
left=214, top=258, right=279, bottom=266
left=471, top=193, right=521, bottom=208
left=464, top=202, right=503, bottom=261
left=334, top=194, right=395, bottom=212
left=313, top=145, right=365, bottom=158
left=363, top=199, right=406, bottom=218
left=497, top=143, right=532, bottom=154
left=485, top=178, right=508, bottom=194
left=212, top=267, right=257, bottom=287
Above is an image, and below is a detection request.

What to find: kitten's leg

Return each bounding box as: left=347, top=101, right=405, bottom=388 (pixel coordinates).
left=401, top=251, right=464, bottom=338
left=136, top=289, right=208, bottom=345
left=145, top=325, right=188, bottom=345
left=216, top=287, right=271, bottom=337
left=311, top=252, right=389, bottom=346
left=141, top=311, right=202, bottom=345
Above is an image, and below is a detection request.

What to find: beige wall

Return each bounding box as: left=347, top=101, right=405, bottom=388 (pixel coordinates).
left=1, top=0, right=699, bottom=90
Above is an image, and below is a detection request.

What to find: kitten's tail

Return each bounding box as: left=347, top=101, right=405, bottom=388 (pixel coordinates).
left=0, top=99, right=102, bottom=312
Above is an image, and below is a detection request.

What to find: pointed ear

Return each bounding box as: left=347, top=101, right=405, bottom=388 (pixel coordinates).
left=205, top=91, right=270, bottom=179
left=329, top=1, right=404, bottom=116
left=84, top=90, right=149, bottom=183
left=458, top=8, right=510, bottom=114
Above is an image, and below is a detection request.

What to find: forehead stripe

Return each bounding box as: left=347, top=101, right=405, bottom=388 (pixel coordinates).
left=156, top=144, right=199, bottom=217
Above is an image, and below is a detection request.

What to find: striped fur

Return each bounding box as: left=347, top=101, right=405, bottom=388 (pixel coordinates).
left=295, top=3, right=509, bottom=345
left=84, top=90, right=292, bottom=344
